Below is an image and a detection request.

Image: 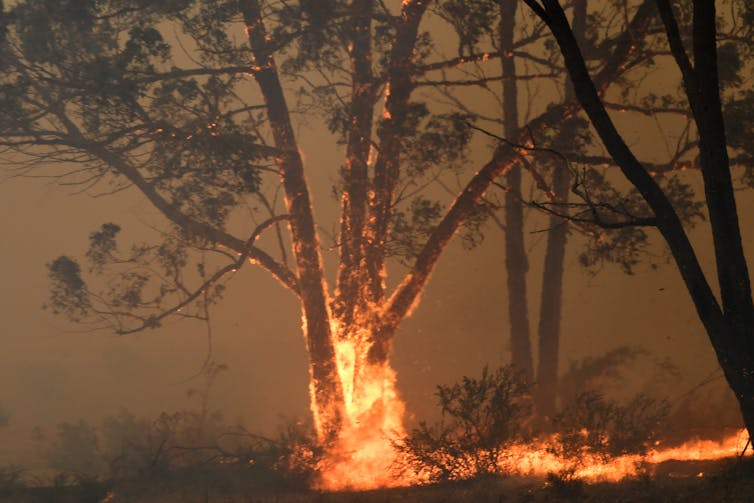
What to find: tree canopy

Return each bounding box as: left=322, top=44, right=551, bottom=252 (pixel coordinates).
left=1, top=0, right=753, bottom=472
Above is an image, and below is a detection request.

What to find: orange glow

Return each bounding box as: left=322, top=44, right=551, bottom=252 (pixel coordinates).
left=306, top=320, right=749, bottom=491
left=313, top=322, right=419, bottom=490
left=499, top=429, right=749, bottom=482
left=312, top=359, right=749, bottom=493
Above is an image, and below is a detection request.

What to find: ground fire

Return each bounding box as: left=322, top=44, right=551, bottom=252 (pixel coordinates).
left=306, top=331, right=750, bottom=491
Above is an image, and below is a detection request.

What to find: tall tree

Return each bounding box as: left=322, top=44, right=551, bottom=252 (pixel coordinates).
left=499, top=0, right=535, bottom=384
left=0, top=0, right=718, bottom=482
left=466, top=0, right=659, bottom=417
left=522, top=0, right=754, bottom=436
left=534, top=0, right=586, bottom=417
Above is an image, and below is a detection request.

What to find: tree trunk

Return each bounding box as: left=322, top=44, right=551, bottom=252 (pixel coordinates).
left=655, top=0, right=754, bottom=438
left=500, top=0, right=534, bottom=385
left=535, top=210, right=568, bottom=417
left=334, top=0, right=375, bottom=328
left=240, top=0, right=344, bottom=442
left=535, top=0, right=586, bottom=418
left=529, top=0, right=754, bottom=438
left=688, top=0, right=754, bottom=437
left=365, top=0, right=429, bottom=306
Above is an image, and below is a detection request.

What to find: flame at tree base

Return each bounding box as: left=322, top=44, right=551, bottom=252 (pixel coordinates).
left=312, top=324, right=420, bottom=490
left=313, top=362, right=410, bottom=490
left=309, top=323, right=750, bottom=491
left=315, top=425, right=749, bottom=491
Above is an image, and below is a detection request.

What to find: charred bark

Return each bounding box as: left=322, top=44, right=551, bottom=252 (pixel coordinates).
left=365, top=0, right=430, bottom=307
left=334, top=0, right=376, bottom=328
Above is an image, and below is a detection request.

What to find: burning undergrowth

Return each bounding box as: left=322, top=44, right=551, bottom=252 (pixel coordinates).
left=303, top=343, right=749, bottom=492
left=389, top=364, right=715, bottom=488
left=2, top=356, right=749, bottom=501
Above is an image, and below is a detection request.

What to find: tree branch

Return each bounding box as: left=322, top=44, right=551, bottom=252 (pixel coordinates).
left=54, top=118, right=301, bottom=295
left=114, top=215, right=291, bottom=334
left=377, top=0, right=663, bottom=342
left=533, top=0, right=726, bottom=342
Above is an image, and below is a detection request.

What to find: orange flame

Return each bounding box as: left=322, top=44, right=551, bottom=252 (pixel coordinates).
left=310, top=323, right=749, bottom=491
left=503, top=429, right=749, bottom=482
left=313, top=322, right=419, bottom=490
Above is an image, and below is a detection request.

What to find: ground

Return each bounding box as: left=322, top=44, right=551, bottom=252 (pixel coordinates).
left=2, top=457, right=753, bottom=503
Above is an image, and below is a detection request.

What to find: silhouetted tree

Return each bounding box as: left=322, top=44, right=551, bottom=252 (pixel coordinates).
left=441, top=0, right=712, bottom=418
left=522, top=0, right=754, bottom=437
left=1, top=0, right=739, bottom=450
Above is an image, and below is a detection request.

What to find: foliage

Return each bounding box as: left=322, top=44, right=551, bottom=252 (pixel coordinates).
left=389, top=197, right=444, bottom=260
left=396, top=366, right=532, bottom=482
left=551, top=391, right=669, bottom=461
left=558, top=346, right=650, bottom=400
left=44, top=223, right=228, bottom=334
left=2, top=0, right=745, bottom=339
left=33, top=407, right=318, bottom=495
left=32, top=359, right=315, bottom=490
left=45, top=256, right=89, bottom=322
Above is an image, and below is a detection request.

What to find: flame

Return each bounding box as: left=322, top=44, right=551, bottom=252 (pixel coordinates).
left=314, top=321, right=419, bottom=490
left=499, top=429, right=749, bottom=482
left=306, top=322, right=749, bottom=491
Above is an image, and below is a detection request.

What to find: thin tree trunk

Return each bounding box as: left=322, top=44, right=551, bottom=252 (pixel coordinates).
left=528, top=0, right=754, bottom=438
left=240, top=0, right=343, bottom=442
left=365, top=0, right=430, bottom=309
left=363, top=0, right=430, bottom=365
left=500, top=0, right=534, bottom=385
left=535, top=0, right=586, bottom=418
left=334, top=0, right=375, bottom=328
left=380, top=2, right=656, bottom=357
left=535, top=207, right=568, bottom=416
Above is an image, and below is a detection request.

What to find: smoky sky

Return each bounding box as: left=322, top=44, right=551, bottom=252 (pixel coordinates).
left=1, top=0, right=752, bottom=467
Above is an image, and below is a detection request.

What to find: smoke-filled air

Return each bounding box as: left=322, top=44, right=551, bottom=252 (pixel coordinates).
left=1, top=0, right=754, bottom=501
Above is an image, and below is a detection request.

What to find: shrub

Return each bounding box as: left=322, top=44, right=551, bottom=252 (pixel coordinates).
left=396, top=366, right=532, bottom=482
left=548, top=390, right=669, bottom=479
left=0, top=465, right=25, bottom=497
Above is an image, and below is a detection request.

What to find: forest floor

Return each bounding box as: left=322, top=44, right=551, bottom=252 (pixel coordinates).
left=2, top=456, right=754, bottom=503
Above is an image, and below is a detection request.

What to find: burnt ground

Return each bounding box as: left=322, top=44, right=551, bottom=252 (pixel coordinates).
left=2, top=457, right=754, bottom=503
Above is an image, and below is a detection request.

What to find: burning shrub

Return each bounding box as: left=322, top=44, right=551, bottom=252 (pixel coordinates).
left=547, top=390, right=669, bottom=480
left=395, top=366, right=532, bottom=482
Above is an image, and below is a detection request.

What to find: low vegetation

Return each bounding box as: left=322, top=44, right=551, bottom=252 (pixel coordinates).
left=395, top=366, right=533, bottom=482
left=0, top=359, right=747, bottom=502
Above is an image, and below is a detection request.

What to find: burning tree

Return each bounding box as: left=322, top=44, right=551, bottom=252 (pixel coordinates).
left=2, top=0, right=752, bottom=487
